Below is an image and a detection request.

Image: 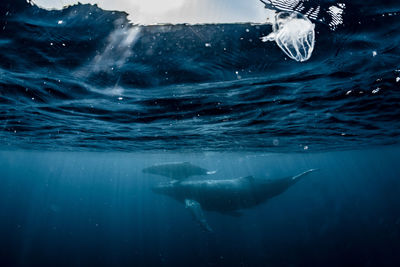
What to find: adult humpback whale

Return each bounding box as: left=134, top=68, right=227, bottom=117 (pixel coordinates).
left=152, top=169, right=317, bottom=232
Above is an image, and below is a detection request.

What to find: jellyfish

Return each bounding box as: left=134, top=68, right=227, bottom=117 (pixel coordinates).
left=261, top=11, right=315, bottom=62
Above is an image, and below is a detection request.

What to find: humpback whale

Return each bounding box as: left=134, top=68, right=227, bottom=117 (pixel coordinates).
left=152, top=169, right=317, bottom=232
left=142, top=162, right=216, bottom=180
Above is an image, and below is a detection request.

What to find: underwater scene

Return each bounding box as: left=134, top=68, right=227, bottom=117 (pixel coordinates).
left=1, top=0, right=400, bottom=266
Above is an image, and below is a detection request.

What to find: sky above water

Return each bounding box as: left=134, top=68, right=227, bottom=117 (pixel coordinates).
left=33, top=0, right=268, bottom=24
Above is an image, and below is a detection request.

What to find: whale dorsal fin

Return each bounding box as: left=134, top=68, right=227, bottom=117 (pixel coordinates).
left=185, top=199, right=213, bottom=232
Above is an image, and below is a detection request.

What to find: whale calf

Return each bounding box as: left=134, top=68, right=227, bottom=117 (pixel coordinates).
left=142, top=162, right=215, bottom=180
left=152, top=169, right=317, bottom=231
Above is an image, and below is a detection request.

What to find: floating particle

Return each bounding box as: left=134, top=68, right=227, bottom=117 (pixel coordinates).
left=372, top=88, right=380, bottom=94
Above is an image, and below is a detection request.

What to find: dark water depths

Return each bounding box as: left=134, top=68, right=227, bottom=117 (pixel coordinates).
left=1, top=0, right=400, bottom=266
left=1, top=148, right=400, bottom=266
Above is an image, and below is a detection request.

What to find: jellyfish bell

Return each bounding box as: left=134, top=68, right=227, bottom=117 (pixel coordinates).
left=274, top=12, right=315, bottom=62
left=261, top=11, right=316, bottom=62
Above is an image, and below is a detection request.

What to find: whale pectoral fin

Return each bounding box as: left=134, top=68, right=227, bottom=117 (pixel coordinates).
left=185, top=199, right=213, bottom=232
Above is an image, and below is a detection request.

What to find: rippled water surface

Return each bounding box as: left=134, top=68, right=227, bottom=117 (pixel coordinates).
left=1, top=0, right=399, bottom=152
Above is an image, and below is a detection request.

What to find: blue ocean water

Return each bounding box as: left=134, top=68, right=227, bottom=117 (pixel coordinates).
left=1, top=0, right=400, bottom=266
left=1, top=148, right=400, bottom=266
